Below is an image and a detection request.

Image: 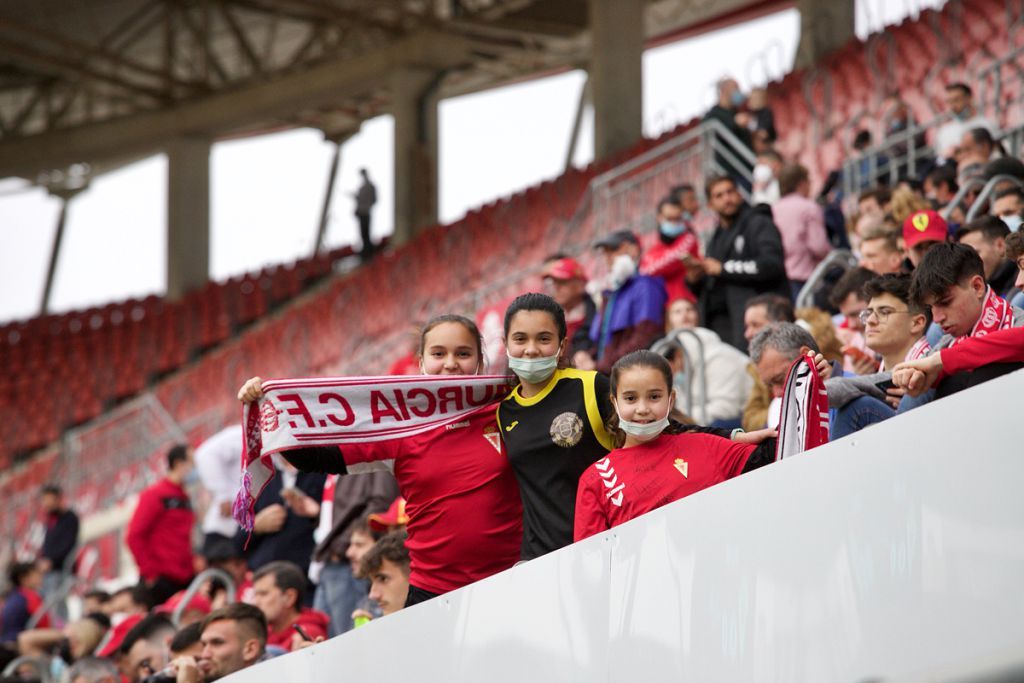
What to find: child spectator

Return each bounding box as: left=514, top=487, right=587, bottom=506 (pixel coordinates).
left=574, top=351, right=776, bottom=541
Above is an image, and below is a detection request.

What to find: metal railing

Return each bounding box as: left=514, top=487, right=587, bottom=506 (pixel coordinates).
left=172, top=568, right=237, bottom=626
left=964, top=174, right=1024, bottom=221
left=840, top=117, right=938, bottom=197
left=652, top=329, right=709, bottom=424
left=795, top=250, right=858, bottom=310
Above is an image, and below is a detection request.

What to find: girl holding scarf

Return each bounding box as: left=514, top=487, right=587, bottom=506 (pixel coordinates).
left=574, top=351, right=778, bottom=542
left=237, top=315, right=522, bottom=609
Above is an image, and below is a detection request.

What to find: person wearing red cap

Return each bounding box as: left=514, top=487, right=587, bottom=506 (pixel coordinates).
left=250, top=561, right=328, bottom=652
left=903, top=209, right=949, bottom=268
left=542, top=255, right=595, bottom=361
left=640, top=196, right=702, bottom=305
left=126, top=444, right=197, bottom=606
left=367, top=497, right=408, bottom=534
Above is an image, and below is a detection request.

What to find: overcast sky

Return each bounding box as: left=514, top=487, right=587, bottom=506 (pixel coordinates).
left=0, top=0, right=942, bottom=324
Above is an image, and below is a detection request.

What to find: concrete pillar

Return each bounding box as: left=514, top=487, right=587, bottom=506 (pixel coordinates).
left=391, top=66, right=440, bottom=246
left=795, top=0, right=855, bottom=69
left=166, top=137, right=210, bottom=300
left=589, top=0, right=643, bottom=160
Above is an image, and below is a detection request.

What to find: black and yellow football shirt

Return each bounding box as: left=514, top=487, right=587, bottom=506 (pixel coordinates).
left=498, top=367, right=615, bottom=560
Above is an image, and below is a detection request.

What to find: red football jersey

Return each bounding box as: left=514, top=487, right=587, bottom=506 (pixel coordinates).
left=574, top=431, right=754, bottom=541
left=342, top=403, right=522, bottom=594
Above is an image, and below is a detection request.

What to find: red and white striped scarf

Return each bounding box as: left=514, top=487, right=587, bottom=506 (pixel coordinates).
left=233, top=375, right=509, bottom=530
left=775, top=354, right=831, bottom=460
left=952, top=286, right=1014, bottom=346
left=879, top=336, right=932, bottom=372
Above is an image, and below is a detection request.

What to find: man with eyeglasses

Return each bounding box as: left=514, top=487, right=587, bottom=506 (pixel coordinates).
left=861, top=274, right=931, bottom=374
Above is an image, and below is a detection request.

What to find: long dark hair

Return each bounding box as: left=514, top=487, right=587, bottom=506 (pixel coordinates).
left=417, top=314, right=484, bottom=371
left=608, top=350, right=691, bottom=447
left=502, top=292, right=567, bottom=342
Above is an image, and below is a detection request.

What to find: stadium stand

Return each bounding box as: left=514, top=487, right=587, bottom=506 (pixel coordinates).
left=1, top=1, right=1024, bottom=676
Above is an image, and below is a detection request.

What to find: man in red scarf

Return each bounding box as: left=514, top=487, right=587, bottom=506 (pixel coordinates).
left=828, top=243, right=1023, bottom=437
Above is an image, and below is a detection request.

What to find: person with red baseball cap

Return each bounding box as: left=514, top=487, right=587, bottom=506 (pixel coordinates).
left=902, top=209, right=950, bottom=268
left=542, top=255, right=595, bottom=361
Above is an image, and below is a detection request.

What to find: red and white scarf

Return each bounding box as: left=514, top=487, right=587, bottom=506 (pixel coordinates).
left=953, top=286, right=1014, bottom=346
left=879, top=336, right=932, bottom=372
left=233, top=375, right=509, bottom=530
left=775, top=354, right=830, bottom=460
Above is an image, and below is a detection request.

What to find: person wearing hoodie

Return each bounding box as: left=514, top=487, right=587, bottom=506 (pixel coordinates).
left=691, top=174, right=789, bottom=353
left=250, top=561, right=329, bottom=653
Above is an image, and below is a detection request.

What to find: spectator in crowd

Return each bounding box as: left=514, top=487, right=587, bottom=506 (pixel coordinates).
left=924, top=164, right=959, bottom=211
left=740, top=294, right=795, bottom=431
left=353, top=168, right=377, bottom=262
left=827, top=243, right=1024, bottom=437
left=955, top=215, right=1023, bottom=306
left=652, top=323, right=752, bottom=428
left=882, top=95, right=927, bottom=177
left=67, top=656, right=119, bottom=683
left=640, top=196, right=701, bottom=305
left=574, top=350, right=776, bottom=542
left=104, top=584, right=153, bottom=620
left=168, top=603, right=268, bottom=683
left=17, top=611, right=109, bottom=664
left=240, top=454, right=325, bottom=580
left=543, top=256, right=596, bottom=360
left=751, top=149, right=783, bottom=206
left=858, top=187, right=892, bottom=220
left=194, top=425, right=242, bottom=557
left=359, top=531, right=411, bottom=618
left=772, top=163, right=831, bottom=298
left=169, top=621, right=204, bottom=659
left=309, top=470, right=396, bottom=637
left=501, top=293, right=616, bottom=560
left=889, top=185, right=932, bottom=227
left=704, top=77, right=754, bottom=187
left=858, top=224, right=905, bottom=275
left=749, top=323, right=829, bottom=404
left=2, top=563, right=49, bottom=647
left=37, top=483, right=79, bottom=616
left=957, top=127, right=1001, bottom=185
left=830, top=267, right=879, bottom=374
left=693, top=174, right=789, bottom=352
left=154, top=591, right=212, bottom=628
left=746, top=87, right=777, bottom=144
left=668, top=183, right=715, bottom=246
left=81, top=590, right=110, bottom=617
left=576, top=231, right=666, bottom=374
left=126, top=444, right=196, bottom=605
left=991, top=186, right=1023, bottom=233
left=862, top=274, right=932, bottom=375
left=665, top=295, right=699, bottom=331
left=120, top=613, right=175, bottom=683
left=251, top=561, right=328, bottom=653
left=203, top=536, right=252, bottom=607
left=934, top=82, right=996, bottom=161
left=903, top=209, right=949, bottom=268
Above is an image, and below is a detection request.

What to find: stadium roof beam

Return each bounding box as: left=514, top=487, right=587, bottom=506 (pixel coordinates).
left=166, top=136, right=211, bottom=300
left=795, top=0, right=854, bottom=69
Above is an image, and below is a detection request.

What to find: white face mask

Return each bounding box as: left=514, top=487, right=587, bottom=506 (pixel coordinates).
left=608, top=253, right=638, bottom=291
left=752, top=163, right=774, bottom=184
left=1002, top=214, right=1022, bottom=233
left=507, top=352, right=559, bottom=385
left=617, top=411, right=670, bottom=443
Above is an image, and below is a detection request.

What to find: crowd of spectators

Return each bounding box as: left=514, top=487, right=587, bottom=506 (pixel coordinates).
left=2, top=77, right=1022, bottom=682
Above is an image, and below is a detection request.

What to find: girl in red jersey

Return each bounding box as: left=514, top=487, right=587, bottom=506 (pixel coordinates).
left=237, top=315, right=522, bottom=610
left=574, top=350, right=777, bottom=542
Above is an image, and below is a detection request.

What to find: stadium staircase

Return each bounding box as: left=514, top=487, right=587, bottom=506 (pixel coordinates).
left=2, top=0, right=1022, bottom=580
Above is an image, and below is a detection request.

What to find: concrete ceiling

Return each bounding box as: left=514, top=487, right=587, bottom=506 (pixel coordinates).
left=0, top=0, right=781, bottom=183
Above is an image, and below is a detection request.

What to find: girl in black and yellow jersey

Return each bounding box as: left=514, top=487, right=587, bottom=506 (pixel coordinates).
left=498, top=293, right=616, bottom=560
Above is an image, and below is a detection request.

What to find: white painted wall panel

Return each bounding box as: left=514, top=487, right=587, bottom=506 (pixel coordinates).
left=227, top=369, right=1024, bottom=683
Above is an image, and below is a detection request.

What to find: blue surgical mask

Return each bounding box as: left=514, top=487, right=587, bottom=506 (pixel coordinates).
left=617, top=412, right=670, bottom=443
left=184, top=469, right=200, bottom=486
left=659, top=221, right=686, bottom=238
left=731, top=91, right=746, bottom=107
left=507, top=353, right=559, bottom=385
left=1002, top=215, right=1022, bottom=233
left=681, top=211, right=693, bottom=222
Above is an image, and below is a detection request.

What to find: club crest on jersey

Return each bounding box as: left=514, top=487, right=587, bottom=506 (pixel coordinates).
left=673, top=458, right=688, bottom=478
left=260, top=401, right=281, bottom=432
left=482, top=424, right=502, bottom=453
left=550, top=412, right=583, bottom=448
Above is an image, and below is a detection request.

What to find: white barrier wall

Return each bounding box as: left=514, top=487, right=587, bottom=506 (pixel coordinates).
left=229, top=370, right=1024, bottom=683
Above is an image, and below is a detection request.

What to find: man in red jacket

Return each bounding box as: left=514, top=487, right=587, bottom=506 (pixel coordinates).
left=251, top=561, right=329, bottom=652
left=126, top=444, right=196, bottom=605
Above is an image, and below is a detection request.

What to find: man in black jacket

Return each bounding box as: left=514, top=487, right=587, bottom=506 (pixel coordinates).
left=38, top=484, right=79, bottom=620
left=694, top=175, right=790, bottom=352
